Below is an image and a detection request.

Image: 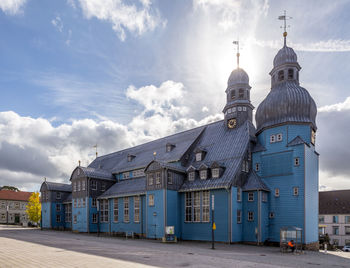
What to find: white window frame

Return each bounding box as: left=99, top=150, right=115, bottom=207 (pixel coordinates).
left=134, top=196, right=140, bottom=223
left=199, top=169, right=207, bottom=180
left=78, top=181, right=81, bottom=192
left=248, top=211, right=254, bottom=221
left=73, top=199, right=77, bottom=208
left=202, top=191, right=210, bottom=222
left=275, top=188, right=280, bottom=197
left=148, top=194, right=154, bottom=206
left=243, top=106, right=247, bottom=111
left=148, top=174, right=154, bottom=186
left=185, top=192, right=192, bottom=222
left=293, top=187, right=299, bottom=196
left=78, top=199, right=81, bottom=208
left=188, top=172, right=195, bottom=181
left=248, top=192, right=254, bottom=202
left=212, top=168, right=220, bottom=178
left=238, top=106, right=242, bottom=111
left=113, top=198, right=118, bottom=222
left=124, top=197, right=129, bottom=223
left=193, top=192, right=201, bottom=222
left=92, top=198, right=97, bottom=207
left=195, top=153, right=202, bottom=162
left=123, top=172, right=130, bottom=179
left=82, top=180, right=86, bottom=191
left=294, top=157, right=300, bottom=166
left=237, top=187, right=241, bottom=202
left=92, top=213, right=97, bottom=223
left=270, top=134, right=276, bottom=143
left=100, top=200, right=109, bottom=223
left=255, top=163, right=260, bottom=172
left=276, top=133, right=283, bottom=142
left=155, top=172, right=161, bottom=184
left=73, top=182, right=77, bottom=192
left=237, top=210, right=242, bottom=223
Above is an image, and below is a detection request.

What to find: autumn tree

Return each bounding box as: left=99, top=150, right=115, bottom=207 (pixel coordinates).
left=26, top=192, right=41, bottom=225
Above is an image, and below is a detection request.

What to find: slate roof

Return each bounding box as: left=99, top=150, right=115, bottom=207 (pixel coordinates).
left=242, top=171, right=270, bottom=192
left=287, top=136, right=309, bottom=147
left=42, top=182, right=72, bottom=192
left=0, top=190, right=33, bottom=201
left=98, top=177, right=146, bottom=199
left=88, top=126, right=205, bottom=174
left=319, top=190, right=350, bottom=214
left=79, top=167, right=114, bottom=181
left=251, top=142, right=266, bottom=153
left=179, top=120, right=254, bottom=192
left=145, top=160, right=187, bottom=173
left=62, top=193, right=72, bottom=203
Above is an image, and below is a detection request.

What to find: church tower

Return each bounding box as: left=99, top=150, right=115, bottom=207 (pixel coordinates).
left=223, top=42, right=254, bottom=129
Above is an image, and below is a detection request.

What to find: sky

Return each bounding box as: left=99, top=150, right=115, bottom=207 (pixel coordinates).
left=1, top=0, right=350, bottom=192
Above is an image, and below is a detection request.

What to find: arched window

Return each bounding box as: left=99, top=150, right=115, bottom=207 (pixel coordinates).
left=278, top=70, right=284, bottom=81
left=288, top=69, right=294, bottom=80
left=231, top=90, right=236, bottom=100
left=239, top=88, right=244, bottom=99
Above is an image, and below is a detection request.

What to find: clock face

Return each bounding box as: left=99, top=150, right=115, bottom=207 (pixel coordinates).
left=227, top=118, right=237, bottom=129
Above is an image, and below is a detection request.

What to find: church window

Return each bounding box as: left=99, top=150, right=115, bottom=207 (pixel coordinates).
left=134, top=196, right=140, bottom=223
left=202, top=191, right=210, bottom=222
left=270, top=134, right=276, bottom=143
left=238, top=106, right=242, bottom=111
left=293, top=187, right=299, bottom=196
left=237, top=188, right=242, bottom=202
left=248, top=211, right=254, bottom=221
left=232, top=107, right=236, bottom=112
left=239, top=88, right=244, bottom=98
left=255, top=163, right=260, bottom=172
left=56, top=192, right=61, bottom=199
left=200, top=170, right=207, bottom=180
left=269, top=212, right=275, bottom=218
left=276, top=133, right=283, bottom=142
left=167, top=171, right=173, bottom=184
left=237, top=210, right=242, bottom=223
left=248, top=192, right=254, bottom=201
left=155, top=172, right=161, bottom=184
left=231, top=90, right=236, bottom=100
left=148, top=174, right=154, bottom=186
left=124, top=197, right=129, bottom=222
left=196, top=152, right=202, bottom=162
left=294, top=157, right=300, bottom=166
left=188, top=172, right=195, bottom=181
left=100, top=200, right=109, bottom=223
left=113, top=198, right=119, bottom=222
left=91, top=180, right=97, bottom=190
left=148, top=194, right=154, bottom=206
left=288, top=69, right=294, bottom=79
left=193, top=192, right=201, bottom=222
left=243, top=106, right=247, bottom=111
left=278, top=70, right=284, bottom=81
left=262, top=192, right=268, bottom=202
left=275, top=188, right=280, bottom=197
left=212, top=168, right=220, bottom=178
left=185, top=192, right=192, bottom=222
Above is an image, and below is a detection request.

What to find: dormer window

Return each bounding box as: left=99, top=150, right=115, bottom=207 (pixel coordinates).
left=238, top=88, right=244, bottom=99
left=166, top=143, right=175, bottom=152
left=231, top=90, right=236, bottom=100
left=148, top=174, right=154, bottom=186
left=212, top=168, right=219, bottom=178
left=195, top=152, right=202, bottom=162
left=288, top=69, right=294, bottom=79
left=188, top=172, right=195, bottom=181
left=278, top=70, right=284, bottom=81
left=200, top=170, right=207, bottom=180
left=127, top=154, right=135, bottom=162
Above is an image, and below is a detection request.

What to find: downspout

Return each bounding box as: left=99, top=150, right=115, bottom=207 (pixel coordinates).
left=226, top=187, right=232, bottom=243
left=87, top=177, right=90, bottom=234
left=109, top=198, right=111, bottom=234
left=258, top=190, right=261, bottom=245
left=140, top=195, right=143, bottom=236
left=164, top=175, right=167, bottom=239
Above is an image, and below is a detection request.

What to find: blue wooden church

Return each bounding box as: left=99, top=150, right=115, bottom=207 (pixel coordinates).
left=41, top=31, right=319, bottom=249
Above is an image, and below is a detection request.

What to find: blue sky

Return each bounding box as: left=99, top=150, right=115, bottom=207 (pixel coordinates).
left=1, top=0, right=350, bottom=191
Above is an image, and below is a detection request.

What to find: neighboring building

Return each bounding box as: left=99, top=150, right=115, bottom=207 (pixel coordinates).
left=319, top=190, right=350, bottom=247
left=41, top=30, right=319, bottom=248
left=0, top=189, right=33, bottom=225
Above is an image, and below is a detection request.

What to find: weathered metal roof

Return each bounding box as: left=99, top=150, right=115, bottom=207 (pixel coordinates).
left=273, top=45, right=297, bottom=68
left=41, top=181, right=71, bottom=192
left=255, top=80, right=317, bottom=133
left=98, top=177, right=146, bottom=199
left=319, top=190, right=350, bottom=214
left=179, top=120, right=253, bottom=192
left=88, top=126, right=205, bottom=174
left=227, top=68, right=249, bottom=87
left=242, top=171, right=270, bottom=192
left=144, top=160, right=187, bottom=173
left=287, top=136, right=309, bottom=147
left=79, top=167, right=114, bottom=181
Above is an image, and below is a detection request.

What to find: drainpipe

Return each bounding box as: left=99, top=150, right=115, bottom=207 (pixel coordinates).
left=258, top=190, right=261, bottom=245
left=87, top=177, right=90, bottom=234
left=226, top=187, right=232, bottom=243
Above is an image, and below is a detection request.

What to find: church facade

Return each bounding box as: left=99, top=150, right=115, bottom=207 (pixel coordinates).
left=41, top=33, right=319, bottom=249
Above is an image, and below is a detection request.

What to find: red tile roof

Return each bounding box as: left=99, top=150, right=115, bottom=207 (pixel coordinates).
left=0, top=190, right=33, bottom=201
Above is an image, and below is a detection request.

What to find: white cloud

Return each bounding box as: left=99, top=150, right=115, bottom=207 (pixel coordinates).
left=76, top=0, right=166, bottom=41
left=0, top=0, right=27, bottom=15
left=51, top=16, right=63, bottom=32
left=318, top=96, right=350, bottom=112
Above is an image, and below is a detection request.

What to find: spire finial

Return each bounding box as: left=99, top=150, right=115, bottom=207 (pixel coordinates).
left=232, top=40, right=240, bottom=69
left=278, top=10, right=292, bottom=46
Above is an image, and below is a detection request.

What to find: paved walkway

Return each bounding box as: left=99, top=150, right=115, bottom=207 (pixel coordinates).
left=0, top=225, right=349, bottom=268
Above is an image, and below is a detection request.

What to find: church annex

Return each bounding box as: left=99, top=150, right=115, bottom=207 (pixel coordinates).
left=41, top=29, right=319, bottom=248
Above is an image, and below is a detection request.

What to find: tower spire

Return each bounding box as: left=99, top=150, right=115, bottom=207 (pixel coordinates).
left=232, top=40, right=240, bottom=69
left=278, top=10, right=292, bottom=46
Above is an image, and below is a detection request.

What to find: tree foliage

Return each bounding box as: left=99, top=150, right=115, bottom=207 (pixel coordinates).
left=26, top=192, right=41, bottom=224
left=2, top=186, right=20, bottom=192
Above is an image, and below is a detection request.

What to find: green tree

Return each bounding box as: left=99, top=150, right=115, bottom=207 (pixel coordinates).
left=2, top=186, right=20, bottom=192
left=26, top=192, right=41, bottom=224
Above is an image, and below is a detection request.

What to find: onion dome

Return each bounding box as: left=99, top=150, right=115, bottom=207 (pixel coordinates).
left=227, top=68, right=249, bottom=87
left=255, top=44, right=317, bottom=133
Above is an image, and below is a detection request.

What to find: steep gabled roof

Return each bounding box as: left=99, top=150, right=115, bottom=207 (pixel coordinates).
left=180, top=120, right=254, bottom=192
left=287, top=136, right=309, bottom=147
left=242, top=171, right=270, bottom=192
left=88, top=125, right=205, bottom=174
left=79, top=167, right=114, bottom=181
left=98, top=177, right=146, bottom=199
left=40, top=181, right=71, bottom=192
left=144, top=160, right=187, bottom=173
left=0, top=190, right=33, bottom=201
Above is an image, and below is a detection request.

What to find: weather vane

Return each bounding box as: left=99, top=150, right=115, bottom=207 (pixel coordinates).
left=278, top=10, right=292, bottom=46
left=232, top=40, right=240, bottom=69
